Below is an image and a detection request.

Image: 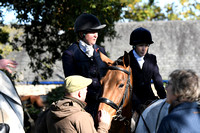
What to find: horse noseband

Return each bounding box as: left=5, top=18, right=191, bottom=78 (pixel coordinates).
left=99, top=97, right=119, bottom=111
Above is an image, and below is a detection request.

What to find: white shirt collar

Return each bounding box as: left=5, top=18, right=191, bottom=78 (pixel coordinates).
left=133, top=50, right=145, bottom=69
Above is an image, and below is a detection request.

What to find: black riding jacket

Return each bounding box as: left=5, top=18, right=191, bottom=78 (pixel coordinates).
left=129, top=50, right=166, bottom=110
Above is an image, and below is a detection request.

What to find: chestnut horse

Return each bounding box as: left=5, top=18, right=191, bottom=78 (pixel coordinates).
left=20, top=95, right=45, bottom=108
left=98, top=51, right=133, bottom=133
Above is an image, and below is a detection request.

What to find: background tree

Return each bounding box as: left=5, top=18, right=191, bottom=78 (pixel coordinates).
left=0, top=25, right=23, bottom=57
left=122, top=0, right=200, bottom=21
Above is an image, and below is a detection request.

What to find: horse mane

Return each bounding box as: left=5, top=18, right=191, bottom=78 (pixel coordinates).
left=113, top=51, right=130, bottom=67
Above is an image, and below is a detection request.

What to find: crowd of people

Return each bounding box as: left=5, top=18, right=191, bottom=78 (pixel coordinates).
left=0, top=13, right=199, bottom=133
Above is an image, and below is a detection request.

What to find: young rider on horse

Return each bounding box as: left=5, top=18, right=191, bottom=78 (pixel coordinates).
left=128, top=27, right=166, bottom=114
left=62, top=13, right=108, bottom=118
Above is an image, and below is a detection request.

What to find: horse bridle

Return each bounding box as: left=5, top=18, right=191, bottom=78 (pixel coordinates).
left=99, top=65, right=132, bottom=121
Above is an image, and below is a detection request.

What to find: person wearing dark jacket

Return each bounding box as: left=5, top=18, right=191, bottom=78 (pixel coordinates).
left=62, top=13, right=108, bottom=117
left=36, top=75, right=111, bottom=133
left=157, top=69, right=200, bottom=133
left=128, top=27, right=166, bottom=113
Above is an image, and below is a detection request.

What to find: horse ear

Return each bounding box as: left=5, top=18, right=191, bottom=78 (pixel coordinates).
left=99, top=51, right=114, bottom=65
left=123, top=51, right=130, bottom=68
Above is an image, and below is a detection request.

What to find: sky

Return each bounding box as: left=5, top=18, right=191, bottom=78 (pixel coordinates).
left=1, top=7, right=17, bottom=24
left=0, top=0, right=185, bottom=24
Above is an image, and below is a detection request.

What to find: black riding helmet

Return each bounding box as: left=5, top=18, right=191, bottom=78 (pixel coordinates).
left=129, top=27, right=154, bottom=46
left=74, top=13, right=106, bottom=33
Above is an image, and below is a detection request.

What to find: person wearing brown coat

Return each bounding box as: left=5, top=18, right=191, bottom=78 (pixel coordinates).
left=36, top=75, right=111, bottom=133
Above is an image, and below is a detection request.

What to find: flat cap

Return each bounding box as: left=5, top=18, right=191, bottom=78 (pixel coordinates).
left=65, top=75, right=92, bottom=93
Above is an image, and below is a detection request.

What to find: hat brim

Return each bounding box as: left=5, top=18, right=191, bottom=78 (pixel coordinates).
left=91, top=24, right=106, bottom=30
left=132, top=40, right=154, bottom=45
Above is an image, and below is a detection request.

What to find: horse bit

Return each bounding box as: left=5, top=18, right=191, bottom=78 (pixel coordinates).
left=99, top=65, right=132, bottom=123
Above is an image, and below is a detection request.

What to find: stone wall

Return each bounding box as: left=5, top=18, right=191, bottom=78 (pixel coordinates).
left=16, top=84, right=62, bottom=96
left=101, top=20, right=200, bottom=80
left=10, top=20, right=200, bottom=95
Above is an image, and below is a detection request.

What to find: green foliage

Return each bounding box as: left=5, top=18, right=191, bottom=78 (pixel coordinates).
left=0, top=25, right=23, bottom=57
left=46, top=85, right=65, bottom=105
left=0, top=27, right=9, bottom=55
left=121, top=0, right=200, bottom=21
left=0, top=28, right=9, bottom=44
left=123, top=0, right=166, bottom=21
left=0, top=0, right=125, bottom=82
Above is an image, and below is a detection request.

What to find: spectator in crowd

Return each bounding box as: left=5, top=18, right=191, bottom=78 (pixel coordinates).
left=128, top=27, right=166, bottom=113
left=43, top=75, right=111, bottom=133
left=158, top=69, right=200, bottom=133
left=62, top=13, right=108, bottom=117
left=0, top=59, right=24, bottom=133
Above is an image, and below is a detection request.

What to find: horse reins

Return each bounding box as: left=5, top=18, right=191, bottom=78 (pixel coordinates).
left=99, top=65, right=132, bottom=121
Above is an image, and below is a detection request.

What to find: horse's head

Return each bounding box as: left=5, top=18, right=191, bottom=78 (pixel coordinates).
left=98, top=51, right=133, bottom=121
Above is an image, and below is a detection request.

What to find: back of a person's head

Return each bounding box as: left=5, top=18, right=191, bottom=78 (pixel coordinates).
left=169, top=69, right=200, bottom=102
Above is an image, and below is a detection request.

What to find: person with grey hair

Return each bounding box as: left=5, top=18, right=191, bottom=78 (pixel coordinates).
left=157, top=69, right=200, bottom=133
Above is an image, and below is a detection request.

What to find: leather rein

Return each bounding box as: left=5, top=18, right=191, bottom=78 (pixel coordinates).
left=99, top=65, right=132, bottom=121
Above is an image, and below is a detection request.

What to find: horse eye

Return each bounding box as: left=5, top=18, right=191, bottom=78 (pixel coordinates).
left=119, top=84, right=124, bottom=88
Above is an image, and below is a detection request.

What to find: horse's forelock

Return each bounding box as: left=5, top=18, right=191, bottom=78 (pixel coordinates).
left=113, top=58, right=123, bottom=66
left=123, top=52, right=130, bottom=68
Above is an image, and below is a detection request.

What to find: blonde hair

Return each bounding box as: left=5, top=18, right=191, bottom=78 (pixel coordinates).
left=169, top=69, right=200, bottom=102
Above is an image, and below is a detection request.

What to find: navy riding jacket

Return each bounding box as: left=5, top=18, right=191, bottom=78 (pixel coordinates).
left=129, top=50, right=166, bottom=108
left=62, top=43, right=108, bottom=101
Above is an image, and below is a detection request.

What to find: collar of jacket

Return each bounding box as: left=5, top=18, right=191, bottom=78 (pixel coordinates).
left=133, top=50, right=144, bottom=61
left=168, top=101, right=199, bottom=113
left=64, top=96, right=87, bottom=109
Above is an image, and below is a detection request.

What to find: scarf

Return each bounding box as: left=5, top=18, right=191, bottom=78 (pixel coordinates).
left=79, top=40, right=94, bottom=58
